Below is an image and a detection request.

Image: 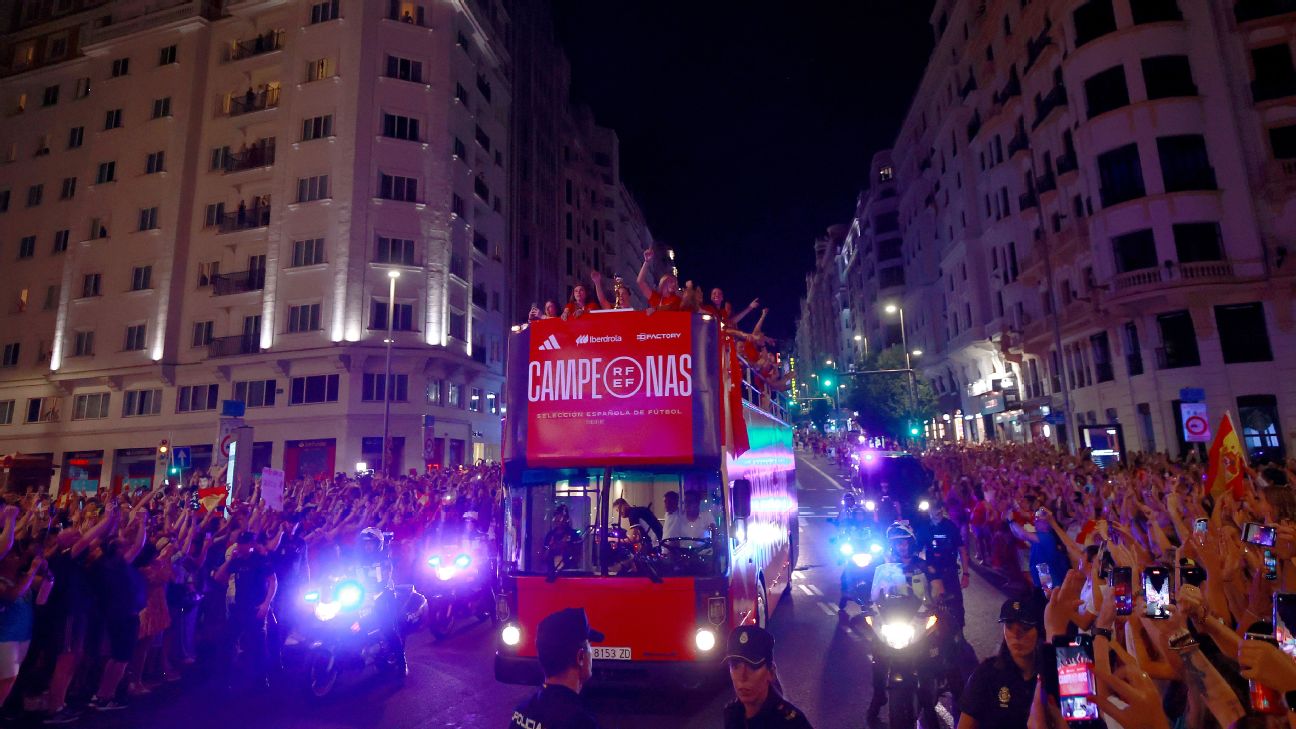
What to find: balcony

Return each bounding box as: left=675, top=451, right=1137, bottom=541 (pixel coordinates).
left=1236, top=0, right=1296, bottom=23
left=1163, top=168, right=1217, bottom=192
left=1024, top=25, right=1054, bottom=73
left=208, top=335, right=258, bottom=358
left=1019, top=189, right=1039, bottom=211
left=1056, top=153, right=1078, bottom=176
left=966, top=111, right=983, bottom=141
left=1100, top=183, right=1146, bottom=208
left=1074, top=3, right=1118, bottom=47
left=226, top=86, right=279, bottom=116
left=1113, top=267, right=1164, bottom=292
left=221, top=142, right=275, bottom=173
left=959, top=74, right=978, bottom=100
left=1253, top=76, right=1296, bottom=103
left=226, top=30, right=284, bottom=61
left=217, top=205, right=271, bottom=233
left=1033, top=84, right=1068, bottom=129
left=1177, top=260, right=1235, bottom=282
left=211, top=270, right=266, bottom=296
left=1036, top=169, right=1057, bottom=194
left=1008, top=129, right=1030, bottom=158
left=994, top=74, right=1022, bottom=106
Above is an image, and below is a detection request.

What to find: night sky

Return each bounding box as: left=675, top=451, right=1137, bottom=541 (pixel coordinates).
left=551, top=1, right=937, bottom=340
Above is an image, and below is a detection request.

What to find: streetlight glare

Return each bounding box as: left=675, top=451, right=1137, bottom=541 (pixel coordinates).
left=387, top=269, right=401, bottom=279
left=884, top=304, right=898, bottom=314
left=912, top=349, right=923, bottom=357
left=853, top=334, right=862, bottom=341
left=826, top=359, right=833, bottom=366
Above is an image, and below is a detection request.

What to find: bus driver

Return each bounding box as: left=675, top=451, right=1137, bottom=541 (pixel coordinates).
left=664, top=490, right=716, bottom=540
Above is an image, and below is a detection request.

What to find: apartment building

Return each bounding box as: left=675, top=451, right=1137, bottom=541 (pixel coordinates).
left=0, top=0, right=512, bottom=487
left=801, top=0, right=1296, bottom=460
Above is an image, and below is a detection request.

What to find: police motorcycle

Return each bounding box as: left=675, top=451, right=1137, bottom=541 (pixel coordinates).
left=421, top=511, right=498, bottom=640
left=861, top=522, right=965, bottom=729
left=287, top=528, right=428, bottom=699
left=830, top=494, right=885, bottom=611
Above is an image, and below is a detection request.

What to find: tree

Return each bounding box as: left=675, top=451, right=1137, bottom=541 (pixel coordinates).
left=843, top=346, right=938, bottom=440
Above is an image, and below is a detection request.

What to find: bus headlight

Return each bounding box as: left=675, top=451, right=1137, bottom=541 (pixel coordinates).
left=851, top=553, right=872, bottom=568
left=695, top=628, right=717, bottom=652
left=501, top=624, right=521, bottom=647
left=838, top=542, right=854, bottom=556
left=864, top=500, right=877, bottom=512
left=918, top=499, right=931, bottom=512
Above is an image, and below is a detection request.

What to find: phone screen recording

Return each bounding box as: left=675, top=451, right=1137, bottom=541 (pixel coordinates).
left=1056, top=640, right=1102, bottom=725
left=1245, top=522, right=1277, bottom=547
left=1144, top=568, right=1172, bottom=619
left=1112, top=567, right=1133, bottom=616
left=1274, top=594, right=1296, bottom=659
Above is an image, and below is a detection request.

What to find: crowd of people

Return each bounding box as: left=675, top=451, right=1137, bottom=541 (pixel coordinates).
left=0, top=461, right=504, bottom=724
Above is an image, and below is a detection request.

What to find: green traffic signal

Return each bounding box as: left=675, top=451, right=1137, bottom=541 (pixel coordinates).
left=910, top=427, right=920, bottom=436
left=822, top=378, right=833, bottom=389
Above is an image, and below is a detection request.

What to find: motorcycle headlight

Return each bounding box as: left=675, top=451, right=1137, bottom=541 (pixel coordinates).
left=501, top=624, right=521, bottom=647
left=314, top=601, right=342, bottom=621
left=879, top=621, right=917, bottom=650
left=436, top=566, right=458, bottom=581
left=864, top=499, right=877, bottom=512
left=869, top=542, right=883, bottom=554
left=918, top=499, right=931, bottom=512
left=336, top=581, right=364, bottom=609
left=454, top=554, right=472, bottom=569
left=851, top=553, right=872, bottom=568
left=426, top=555, right=442, bottom=567
left=303, top=590, right=320, bottom=603
left=694, top=628, right=716, bottom=652
left=839, top=542, right=855, bottom=556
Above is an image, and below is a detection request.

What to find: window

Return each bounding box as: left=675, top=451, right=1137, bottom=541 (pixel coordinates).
left=382, top=113, right=419, bottom=141
left=67, top=126, right=83, bottom=148
left=145, top=151, right=165, bottom=174
left=177, top=384, right=219, bottom=412
left=1111, top=229, right=1158, bottom=273
left=1251, top=44, right=1296, bottom=102
left=1130, top=0, right=1181, bottom=23
left=110, top=57, right=130, bottom=77
left=287, top=302, right=321, bottom=332
left=456, top=30, right=469, bottom=50
left=306, top=57, right=333, bottom=82
left=234, top=379, right=276, bottom=408
left=1239, top=395, right=1284, bottom=460
left=18, top=236, right=35, bottom=259
left=1172, top=222, right=1223, bottom=262
left=122, top=389, right=162, bottom=417
left=292, top=238, right=326, bottom=266
left=1097, top=143, right=1145, bottom=207
left=96, top=161, right=116, bottom=184
left=1, top=343, right=18, bottom=367
left=447, top=383, right=462, bottom=408
left=449, top=311, right=466, bottom=340
left=1124, top=322, right=1144, bottom=376
left=1073, top=0, right=1117, bottom=46
left=302, top=114, right=333, bottom=141
left=203, top=204, right=224, bottom=228
left=26, top=397, right=58, bottom=423
left=0, top=190, right=7, bottom=212
left=296, top=174, right=329, bottom=202
left=1216, top=303, right=1273, bottom=363
left=451, top=194, right=466, bottom=217
left=474, top=124, right=491, bottom=152
left=362, top=373, right=408, bottom=402
left=0, top=401, right=12, bottom=425
left=59, top=177, right=76, bottom=199
left=53, top=230, right=69, bottom=253
left=1157, top=134, right=1216, bottom=191
left=124, top=324, right=147, bottom=351
left=81, top=274, right=101, bottom=298
left=468, top=387, right=482, bottom=412
left=158, top=44, right=177, bottom=65
left=455, top=82, right=468, bottom=104
left=1270, top=124, right=1296, bottom=159
left=191, top=321, right=213, bottom=347
left=290, top=374, right=339, bottom=404
left=1084, top=66, right=1129, bottom=118
left=1142, top=56, right=1196, bottom=99
left=487, top=392, right=498, bottom=414
left=70, top=329, right=94, bottom=357
left=130, top=265, right=152, bottom=291
left=379, top=173, right=418, bottom=202
left=26, top=184, right=42, bottom=207
left=42, top=84, right=58, bottom=106
left=375, top=236, right=416, bottom=264
left=370, top=300, right=413, bottom=330
left=309, top=0, right=340, bottom=24
left=1091, top=332, right=1115, bottom=382
left=104, top=108, right=122, bottom=129
left=197, top=261, right=219, bottom=287
left=151, top=97, right=171, bottom=119
left=138, top=207, right=159, bottom=230
left=72, top=393, right=110, bottom=420
left=74, top=77, right=90, bottom=98
left=1157, top=310, right=1200, bottom=368
left=385, top=55, right=423, bottom=83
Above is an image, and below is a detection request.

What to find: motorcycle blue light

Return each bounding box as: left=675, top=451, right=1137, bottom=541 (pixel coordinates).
left=336, top=581, right=364, bottom=609
left=427, top=555, right=442, bottom=567
left=303, top=590, right=320, bottom=603
left=454, top=554, right=472, bottom=569
left=838, top=542, right=854, bottom=556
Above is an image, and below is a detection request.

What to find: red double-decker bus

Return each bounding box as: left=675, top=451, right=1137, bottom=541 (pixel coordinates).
left=494, top=310, right=797, bottom=687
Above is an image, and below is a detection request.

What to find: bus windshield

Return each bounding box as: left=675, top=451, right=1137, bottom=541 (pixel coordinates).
left=505, top=468, right=726, bottom=578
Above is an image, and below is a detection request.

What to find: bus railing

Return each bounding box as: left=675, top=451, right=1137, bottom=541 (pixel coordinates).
left=735, top=353, right=789, bottom=422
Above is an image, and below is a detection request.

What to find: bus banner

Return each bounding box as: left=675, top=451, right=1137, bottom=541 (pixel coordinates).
left=520, top=311, right=698, bottom=467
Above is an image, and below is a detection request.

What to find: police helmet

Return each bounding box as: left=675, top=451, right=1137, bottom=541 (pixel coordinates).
left=358, top=527, right=387, bottom=559
left=886, top=521, right=916, bottom=543
left=842, top=492, right=857, bottom=507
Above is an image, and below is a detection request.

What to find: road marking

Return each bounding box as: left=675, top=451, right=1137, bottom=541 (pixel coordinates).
left=818, top=602, right=838, bottom=617
left=797, top=584, right=814, bottom=596
left=806, top=584, right=823, bottom=596
left=802, top=458, right=847, bottom=490
left=844, top=626, right=862, bottom=642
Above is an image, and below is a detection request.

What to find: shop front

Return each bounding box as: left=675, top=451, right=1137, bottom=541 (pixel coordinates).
left=360, top=437, right=405, bottom=474
left=284, top=439, right=335, bottom=482
left=111, top=448, right=159, bottom=492
left=62, top=450, right=104, bottom=494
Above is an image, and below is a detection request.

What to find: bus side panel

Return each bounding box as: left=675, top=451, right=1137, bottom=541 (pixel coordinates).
left=726, top=404, right=797, bottom=623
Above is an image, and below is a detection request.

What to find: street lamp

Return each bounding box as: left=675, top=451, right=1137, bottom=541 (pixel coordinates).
left=381, top=269, right=400, bottom=477
left=884, top=303, right=919, bottom=433
left=826, top=359, right=834, bottom=366
left=853, top=335, right=862, bottom=341
left=912, top=349, right=923, bottom=357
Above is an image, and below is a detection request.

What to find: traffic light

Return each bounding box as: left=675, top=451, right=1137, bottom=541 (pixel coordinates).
left=909, top=425, right=920, bottom=436
left=168, top=465, right=180, bottom=475
left=158, top=439, right=169, bottom=454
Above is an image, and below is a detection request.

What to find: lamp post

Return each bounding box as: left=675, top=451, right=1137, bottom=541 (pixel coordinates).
left=885, top=304, right=918, bottom=414
left=381, top=269, right=399, bottom=476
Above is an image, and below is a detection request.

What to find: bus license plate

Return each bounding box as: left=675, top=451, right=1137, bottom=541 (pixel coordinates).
left=592, top=646, right=631, bottom=661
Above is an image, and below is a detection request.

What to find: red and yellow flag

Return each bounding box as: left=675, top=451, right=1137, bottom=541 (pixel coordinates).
left=1206, top=412, right=1247, bottom=499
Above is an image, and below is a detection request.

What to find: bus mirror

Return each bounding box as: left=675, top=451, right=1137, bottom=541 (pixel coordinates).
left=731, top=479, right=752, bottom=520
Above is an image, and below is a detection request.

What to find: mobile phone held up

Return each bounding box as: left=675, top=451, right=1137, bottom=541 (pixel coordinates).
left=1111, top=567, right=1133, bottom=616
left=1276, top=593, right=1296, bottom=659
left=1143, top=566, right=1172, bottom=620
left=1244, top=522, right=1278, bottom=548
left=1193, top=517, right=1209, bottom=536
left=1245, top=628, right=1287, bottom=716
left=1055, top=636, right=1104, bottom=728
left=1265, top=549, right=1279, bottom=581
left=1179, top=564, right=1206, bottom=588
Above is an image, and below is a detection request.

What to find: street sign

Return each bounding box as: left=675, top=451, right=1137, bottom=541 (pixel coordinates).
left=1181, top=402, right=1211, bottom=443
left=1179, top=388, right=1205, bottom=403
left=171, top=446, right=191, bottom=470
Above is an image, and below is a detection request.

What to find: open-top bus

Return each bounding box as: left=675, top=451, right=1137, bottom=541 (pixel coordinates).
left=494, top=309, right=797, bottom=686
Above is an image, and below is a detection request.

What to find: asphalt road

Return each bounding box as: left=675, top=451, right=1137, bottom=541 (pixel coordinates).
left=65, top=453, right=1007, bottom=729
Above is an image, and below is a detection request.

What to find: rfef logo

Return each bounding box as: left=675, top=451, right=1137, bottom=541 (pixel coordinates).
left=527, top=354, right=692, bottom=401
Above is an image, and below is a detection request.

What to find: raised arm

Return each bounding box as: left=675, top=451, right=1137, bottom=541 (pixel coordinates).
left=730, top=298, right=759, bottom=326
left=636, top=249, right=655, bottom=298
left=590, top=270, right=613, bottom=309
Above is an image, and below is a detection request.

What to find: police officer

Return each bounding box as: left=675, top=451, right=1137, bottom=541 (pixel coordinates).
left=723, top=625, right=813, bottom=728
left=922, top=502, right=970, bottom=630
left=957, top=598, right=1042, bottom=729
left=509, top=608, right=603, bottom=729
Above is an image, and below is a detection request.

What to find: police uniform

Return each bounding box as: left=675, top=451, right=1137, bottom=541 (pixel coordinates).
left=923, top=515, right=965, bottom=628
left=723, top=626, right=814, bottom=729
left=508, top=608, right=604, bottom=729
left=958, top=599, right=1040, bottom=729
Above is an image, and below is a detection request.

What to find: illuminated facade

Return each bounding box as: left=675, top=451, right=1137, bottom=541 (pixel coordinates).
left=0, top=0, right=510, bottom=485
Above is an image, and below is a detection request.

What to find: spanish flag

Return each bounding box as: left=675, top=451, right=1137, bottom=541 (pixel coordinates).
left=1206, top=412, right=1247, bottom=499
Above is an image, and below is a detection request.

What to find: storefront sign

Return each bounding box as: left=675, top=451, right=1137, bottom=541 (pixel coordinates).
left=978, top=392, right=1007, bottom=416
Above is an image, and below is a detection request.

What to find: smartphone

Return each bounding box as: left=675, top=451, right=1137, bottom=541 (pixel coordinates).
left=1246, top=632, right=1287, bottom=715
left=1143, top=566, right=1172, bottom=619
left=1244, top=522, right=1278, bottom=547
left=1265, top=549, right=1279, bottom=581
left=1055, top=636, right=1105, bottom=727
left=1193, top=517, right=1209, bottom=535
left=1274, top=593, right=1296, bottom=658
left=1111, top=567, right=1133, bottom=616
left=1179, top=565, right=1206, bottom=588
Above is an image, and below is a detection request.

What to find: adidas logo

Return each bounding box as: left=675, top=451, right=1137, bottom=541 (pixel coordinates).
left=575, top=334, right=589, bottom=345
left=537, top=334, right=561, bottom=351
